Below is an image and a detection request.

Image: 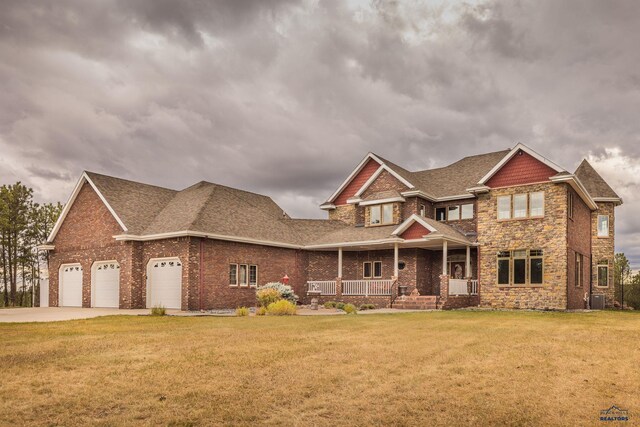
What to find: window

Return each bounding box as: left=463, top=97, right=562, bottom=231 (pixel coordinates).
left=370, top=206, right=381, bottom=225
left=363, top=261, right=382, bottom=278
left=530, top=192, right=544, bottom=217
left=496, top=249, right=544, bottom=286
left=398, top=261, right=406, bottom=271
left=419, top=204, right=426, bottom=217
left=497, top=196, right=511, bottom=220
left=575, top=253, right=582, bottom=287
left=512, top=249, right=527, bottom=284
left=597, top=215, right=609, bottom=237
left=373, top=261, right=382, bottom=278
left=567, top=192, right=574, bottom=220
left=497, top=251, right=510, bottom=285
left=512, top=194, right=527, bottom=218
left=448, top=205, right=460, bottom=221
left=363, top=262, right=372, bottom=278
left=597, top=260, right=609, bottom=287
left=370, top=204, right=393, bottom=225
left=382, top=204, right=393, bottom=224
left=436, top=207, right=447, bottom=221
left=239, top=264, right=248, bottom=287
left=530, top=250, right=544, bottom=284
left=249, top=265, right=258, bottom=287
left=229, top=264, right=238, bottom=286
left=461, top=204, right=474, bottom=220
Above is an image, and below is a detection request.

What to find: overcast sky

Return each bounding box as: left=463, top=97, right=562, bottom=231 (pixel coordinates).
left=1, top=0, right=639, bottom=267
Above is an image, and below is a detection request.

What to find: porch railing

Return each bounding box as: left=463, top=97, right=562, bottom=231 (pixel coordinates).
left=343, top=280, right=394, bottom=296
left=448, top=279, right=479, bottom=296
left=470, top=279, right=478, bottom=295
left=307, top=281, right=337, bottom=296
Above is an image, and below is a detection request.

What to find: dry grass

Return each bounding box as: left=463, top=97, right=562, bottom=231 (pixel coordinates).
left=1, top=310, right=639, bottom=426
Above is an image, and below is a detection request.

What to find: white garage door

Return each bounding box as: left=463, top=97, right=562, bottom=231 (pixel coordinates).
left=93, top=262, right=120, bottom=308
left=147, top=259, right=182, bottom=309
left=60, top=264, right=83, bottom=307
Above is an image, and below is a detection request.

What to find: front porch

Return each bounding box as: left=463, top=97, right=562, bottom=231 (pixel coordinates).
left=305, top=238, right=480, bottom=309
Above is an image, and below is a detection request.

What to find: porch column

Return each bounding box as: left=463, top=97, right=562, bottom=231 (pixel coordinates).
left=393, top=243, right=399, bottom=277
left=465, top=245, right=471, bottom=278
left=338, top=247, right=343, bottom=279
left=442, top=240, right=448, bottom=276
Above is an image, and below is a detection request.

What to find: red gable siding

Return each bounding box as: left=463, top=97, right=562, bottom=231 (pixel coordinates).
left=401, top=222, right=431, bottom=240
left=486, top=150, right=558, bottom=188
left=333, top=159, right=380, bottom=205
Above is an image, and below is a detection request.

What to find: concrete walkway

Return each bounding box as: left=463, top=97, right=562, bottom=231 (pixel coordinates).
left=0, top=307, right=151, bottom=323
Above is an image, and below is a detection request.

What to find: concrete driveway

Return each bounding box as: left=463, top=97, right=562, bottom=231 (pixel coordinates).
left=0, top=307, right=151, bottom=323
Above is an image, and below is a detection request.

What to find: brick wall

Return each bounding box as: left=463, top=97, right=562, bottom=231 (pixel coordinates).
left=591, top=202, right=616, bottom=307
left=403, top=196, right=434, bottom=220
left=566, top=186, right=592, bottom=309
left=477, top=182, right=568, bottom=309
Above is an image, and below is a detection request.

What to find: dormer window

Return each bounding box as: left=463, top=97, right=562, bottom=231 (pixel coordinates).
left=369, top=203, right=393, bottom=225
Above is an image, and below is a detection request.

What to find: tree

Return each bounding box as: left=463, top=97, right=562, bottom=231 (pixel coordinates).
left=614, top=253, right=639, bottom=309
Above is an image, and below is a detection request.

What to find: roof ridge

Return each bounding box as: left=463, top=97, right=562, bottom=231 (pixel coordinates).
left=85, top=171, right=177, bottom=193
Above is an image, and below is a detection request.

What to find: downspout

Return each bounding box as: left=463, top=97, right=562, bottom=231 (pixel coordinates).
left=199, top=238, right=204, bottom=311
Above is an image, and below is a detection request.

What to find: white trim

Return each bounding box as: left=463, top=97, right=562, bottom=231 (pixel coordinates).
left=400, top=190, right=438, bottom=201
left=478, top=143, right=565, bottom=185
left=115, top=230, right=302, bottom=249
left=324, top=153, right=383, bottom=204
left=346, top=197, right=363, bottom=204
left=304, top=238, right=404, bottom=250
left=353, top=165, right=415, bottom=198
left=466, top=186, right=490, bottom=194
left=37, top=245, right=55, bottom=251
left=549, top=174, right=598, bottom=210
left=392, top=214, right=438, bottom=236
left=47, top=172, right=128, bottom=243
left=436, top=194, right=476, bottom=202
left=593, top=197, right=623, bottom=205
left=359, top=196, right=406, bottom=206
left=320, top=203, right=336, bottom=210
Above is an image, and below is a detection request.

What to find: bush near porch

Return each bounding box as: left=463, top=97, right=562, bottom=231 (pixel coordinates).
left=1, top=311, right=639, bottom=426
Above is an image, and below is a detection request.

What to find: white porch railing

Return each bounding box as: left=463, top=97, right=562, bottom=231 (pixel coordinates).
left=470, top=280, right=478, bottom=295
left=307, top=281, right=337, bottom=296
left=449, top=279, right=479, bottom=296
left=343, top=280, right=394, bottom=296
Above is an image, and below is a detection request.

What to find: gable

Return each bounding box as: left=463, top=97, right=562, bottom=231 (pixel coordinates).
left=486, top=150, right=558, bottom=188
left=400, top=222, right=431, bottom=240
left=52, top=182, right=124, bottom=250
left=360, top=169, right=410, bottom=199
left=333, top=159, right=380, bottom=205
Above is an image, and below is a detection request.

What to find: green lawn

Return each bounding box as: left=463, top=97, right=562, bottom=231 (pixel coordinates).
left=1, top=310, right=639, bottom=426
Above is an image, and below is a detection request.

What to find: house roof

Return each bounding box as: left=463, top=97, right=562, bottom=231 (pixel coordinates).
left=574, top=160, right=621, bottom=200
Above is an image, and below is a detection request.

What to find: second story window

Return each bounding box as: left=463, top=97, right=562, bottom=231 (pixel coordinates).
left=497, top=192, right=544, bottom=220
left=597, top=215, right=609, bottom=237
left=436, top=203, right=474, bottom=221
left=497, top=196, right=511, bottom=220
left=448, top=206, right=460, bottom=221
left=370, top=203, right=393, bottom=225
left=461, top=204, right=474, bottom=220
left=419, top=204, right=426, bottom=217
left=436, top=207, right=446, bottom=221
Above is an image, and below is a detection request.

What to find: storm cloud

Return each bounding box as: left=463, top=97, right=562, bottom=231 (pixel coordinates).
left=1, top=0, right=639, bottom=266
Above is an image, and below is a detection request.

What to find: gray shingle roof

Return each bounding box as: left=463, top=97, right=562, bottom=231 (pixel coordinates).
left=574, top=160, right=620, bottom=199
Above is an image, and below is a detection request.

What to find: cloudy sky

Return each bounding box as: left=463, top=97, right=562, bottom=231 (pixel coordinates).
left=1, top=0, right=639, bottom=266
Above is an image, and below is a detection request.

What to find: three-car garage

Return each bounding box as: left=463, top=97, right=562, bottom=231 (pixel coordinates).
left=57, top=258, right=183, bottom=309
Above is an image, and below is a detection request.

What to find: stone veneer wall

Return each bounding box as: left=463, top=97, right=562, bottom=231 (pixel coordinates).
left=477, top=182, right=568, bottom=309
left=328, top=204, right=357, bottom=225
left=591, top=202, right=616, bottom=307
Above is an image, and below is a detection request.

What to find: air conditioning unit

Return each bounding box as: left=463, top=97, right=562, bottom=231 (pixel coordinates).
left=590, top=294, right=605, bottom=310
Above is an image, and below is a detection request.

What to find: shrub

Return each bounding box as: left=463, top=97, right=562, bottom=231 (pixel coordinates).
left=256, top=288, right=281, bottom=307
left=150, top=305, right=166, bottom=316
left=235, top=307, right=250, bottom=317
left=335, top=302, right=346, bottom=311
left=258, top=282, right=299, bottom=304
left=266, top=300, right=297, bottom=316
left=256, top=306, right=268, bottom=316
left=324, top=301, right=337, bottom=309
left=343, top=303, right=357, bottom=314
left=359, top=304, right=376, bottom=311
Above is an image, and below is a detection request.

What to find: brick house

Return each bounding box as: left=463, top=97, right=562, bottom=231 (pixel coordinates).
left=39, top=143, right=622, bottom=310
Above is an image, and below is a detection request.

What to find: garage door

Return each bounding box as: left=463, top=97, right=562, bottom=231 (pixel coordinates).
left=93, top=262, right=120, bottom=308
left=147, top=259, right=182, bottom=309
left=60, top=264, right=83, bottom=307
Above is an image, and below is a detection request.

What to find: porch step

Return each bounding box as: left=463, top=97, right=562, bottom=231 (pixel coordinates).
left=392, top=295, right=438, bottom=310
